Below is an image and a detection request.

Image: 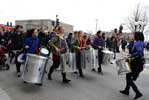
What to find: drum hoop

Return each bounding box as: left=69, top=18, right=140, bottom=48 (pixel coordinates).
left=40, top=48, right=49, bottom=54
left=27, top=54, right=48, bottom=60
left=102, top=50, right=113, bottom=54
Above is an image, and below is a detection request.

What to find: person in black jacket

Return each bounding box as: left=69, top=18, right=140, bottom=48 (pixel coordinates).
left=10, top=25, right=25, bottom=77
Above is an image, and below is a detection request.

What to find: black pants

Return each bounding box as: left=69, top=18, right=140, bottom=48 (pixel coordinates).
left=15, top=52, right=21, bottom=72
left=48, top=55, right=67, bottom=80
left=76, top=52, right=83, bottom=76
left=124, top=57, right=143, bottom=94
left=49, top=55, right=60, bottom=74
left=98, top=50, right=103, bottom=72
left=111, top=47, right=117, bottom=59
left=121, top=45, right=126, bottom=51
left=124, top=73, right=141, bottom=94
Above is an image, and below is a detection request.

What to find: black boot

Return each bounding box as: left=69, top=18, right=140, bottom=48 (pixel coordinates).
left=134, top=93, right=143, bottom=100
left=62, top=73, right=71, bottom=83
left=48, top=66, right=55, bottom=80
left=79, top=68, right=84, bottom=78
left=98, top=66, right=103, bottom=74
left=48, top=74, right=52, bottom=80
left=120, top=90, right=129, bottom=96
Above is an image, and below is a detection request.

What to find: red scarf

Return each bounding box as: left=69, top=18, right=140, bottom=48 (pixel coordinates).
left=79, top=39, right=83, bottom=47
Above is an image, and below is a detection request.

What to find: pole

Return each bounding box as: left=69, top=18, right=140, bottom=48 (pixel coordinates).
left=95, top=19, right=98, bottom=33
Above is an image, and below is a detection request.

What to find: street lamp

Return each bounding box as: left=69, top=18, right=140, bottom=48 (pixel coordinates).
left=95, top=19, right=98, bottom=33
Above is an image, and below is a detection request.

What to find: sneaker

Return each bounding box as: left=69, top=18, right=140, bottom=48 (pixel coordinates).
left=17, top=72, right=21, bottom=77
left=134, top=93, right=143, bottom=100
left=98, top=68, right=102, bottom=73
left=63, top=79, right=71, bottom=83
left=120, top=90, right=129, bottom=96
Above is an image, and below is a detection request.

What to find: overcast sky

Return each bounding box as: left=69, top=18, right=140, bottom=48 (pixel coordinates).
left=0, top=0, right=149, bottom=33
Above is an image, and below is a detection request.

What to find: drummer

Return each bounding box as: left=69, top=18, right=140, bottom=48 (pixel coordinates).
left=72, top=31, right=88, bottom=78
left=92, top=31, right=105, bottom=74
left=23, top=29, right=39, bottom=57
left=15, top=29, right=39, bottom=77
left=10, top=25, right=25, bottom=77
left=48, top=26, right=71, bottom=83
left=120, top=32, right=145, bottom=100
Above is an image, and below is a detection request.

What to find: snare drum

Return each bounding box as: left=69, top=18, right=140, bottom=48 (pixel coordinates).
left=102, top=50, right=113, bottom=65
left=22, top=54, right=48, bottom=84
left=116, top=59, right=131, bottom=75
left=60, top=53, right=77, bottom=73
left=82, top=50, right=98, bottom=69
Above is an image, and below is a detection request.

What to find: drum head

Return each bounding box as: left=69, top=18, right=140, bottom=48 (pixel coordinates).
left=40, top=48, right=49, bottom=55
left=102, top=50, right=113, bottom=54
left=17, top=54, right=25, bottom=63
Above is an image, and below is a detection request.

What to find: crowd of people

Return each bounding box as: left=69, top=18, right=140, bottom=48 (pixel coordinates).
left=0, top=25, right=146, bottom=99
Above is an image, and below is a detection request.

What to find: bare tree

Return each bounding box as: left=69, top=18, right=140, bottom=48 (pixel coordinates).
left=126, top=4, right=149, bottom=32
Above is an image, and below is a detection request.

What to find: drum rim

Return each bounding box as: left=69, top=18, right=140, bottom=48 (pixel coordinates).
left=27, top=53, right=48, bottom=59
left=102, top=50, right=113, bottom=54
left=116, top=58, right=126, bottom=62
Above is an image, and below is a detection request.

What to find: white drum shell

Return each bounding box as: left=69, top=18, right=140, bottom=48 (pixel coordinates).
left=60, top=53, right=77, bottom=72
left=81, top=50, right=98, bottom=69
left=116, top=59, right=131, bottom=75
left=102, top=50, right=113, bottom=65
left=22, top=54, right=48, bottom=84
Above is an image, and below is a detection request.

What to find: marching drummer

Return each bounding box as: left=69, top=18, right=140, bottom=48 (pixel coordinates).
left=92, top=31, right=105, bottom=74
left=14, top=29, right=39, bottom=77
left=23, top=29, right=39, bottom=56
left=120, top=32, right=145, bottom=100
left=10, top=25, right=25, bottom=77
left=48, top=26, right=71, bottom=83
left=72, top=31, right=89, bottom=78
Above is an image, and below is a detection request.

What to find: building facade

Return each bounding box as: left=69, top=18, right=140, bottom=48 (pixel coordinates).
left=15, top=19, right=73, bottom=33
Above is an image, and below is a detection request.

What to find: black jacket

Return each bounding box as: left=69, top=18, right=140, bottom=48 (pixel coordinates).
left=10, top=32, right=25, bottom=50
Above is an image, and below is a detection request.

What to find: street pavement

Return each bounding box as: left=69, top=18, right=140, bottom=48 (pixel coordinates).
left=0, top=52, right=149, bottom=100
